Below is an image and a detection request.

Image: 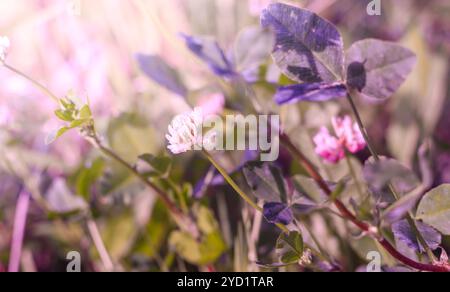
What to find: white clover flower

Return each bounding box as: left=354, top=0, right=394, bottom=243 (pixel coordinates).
left=166, top=107, right=206, bottom=154
left=0, top=36, right=10, bottom=63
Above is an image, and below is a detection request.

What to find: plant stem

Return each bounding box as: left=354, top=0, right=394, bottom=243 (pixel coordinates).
left=86, top=219, right=114, bottom=272
left=345, top=153, right=365, bottom=198
left=202, top=150, right=332, bottom=264
left=346, top=94, right=378, bottom=159
left=92, top=136, right=185, bottom=221
left=279, top=133, right=449, bottom=272
left=166, top=177, right=189, bottom=214
left=280, top=133, right=370, bottom=231
left=3, top=63, right=59, bottom=103
left=202, top=150, right=262, bottom=213
left=346, top=93, right=437, bottom=262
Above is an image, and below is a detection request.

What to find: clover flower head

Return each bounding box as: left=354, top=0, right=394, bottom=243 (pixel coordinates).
left=331, top=115, right=366, bottom=153
left=0, top=36, right=10, bottom=63
left=313, top=127, right=345, bottom=163
left=166, top=107, right=217, bottom=154
left=313, top=115, right=366, bottom=163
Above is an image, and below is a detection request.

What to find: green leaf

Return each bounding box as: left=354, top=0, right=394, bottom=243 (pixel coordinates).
left=78, top=104, right=92, bottom=119
left=133, top=201, right=171, bottom=258
left=138, top=154, right=172, bottom=177
left=197, top=206, right=218, bottom=234
left=169, top=205, right=226, bottom=265
left=101, top=210, right=137, bottom=261
left=45, top=127, right=70, bottom=145
left=69, top=119, right=89, bottom=129
left=59, top=98, right=76, bottom=111
left=169, top=230, right=226, bottom=265
left=107, top=113, right=158, bottom=163
left=76, top=158, right=105, bottom=199
left=416, top=184, right=450, bottom=235
left=276, top=231, right=303, bottom=264
left=55, top=109, right=74, bottom=122
left=199, top=231, right=227, bottom=264
left=169, top=231, right=202, bottom=264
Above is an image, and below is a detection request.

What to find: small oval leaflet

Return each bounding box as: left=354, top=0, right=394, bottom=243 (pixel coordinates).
left=416, top=184, right=450, bottom=235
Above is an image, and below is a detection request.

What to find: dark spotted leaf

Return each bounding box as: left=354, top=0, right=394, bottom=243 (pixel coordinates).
left=383, top=191, right=422, bottom=224
left=363, top=158, right=420, bottom=195
left=392, top=219, right=441, bottom=253
left=243, top=162, right=286, bottom=202
left=263, top=202, right=293, bottom=225
left=345, top=39, right=416, bottom=100
left=261, top=3, right=345, bottom=83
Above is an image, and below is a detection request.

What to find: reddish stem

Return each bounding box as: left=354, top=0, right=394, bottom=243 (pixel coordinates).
left=280, top=133, right=449, bottom=272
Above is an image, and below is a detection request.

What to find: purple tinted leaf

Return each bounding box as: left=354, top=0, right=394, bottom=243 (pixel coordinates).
left=363, top=158, right=420, bottom=195
left=180, top=33, right=236, bottom=78
left=263, top=202, right=293, bottom=225
left=261, top=3, right=344, bottom=83
left=392, top=219, right=441, bottom=253
left=233, top=26, right=275, bottom=72
left=383, top=191, right=422, bottom=224
left=243, top=162, right=285, bottom=202
left=291, top=197, right=319, bottom=216
left=345, top=39, right=417, bottom=100
left=136, top=54, right=187, bottom=97
left=274, top=82, right=347, bottom=105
